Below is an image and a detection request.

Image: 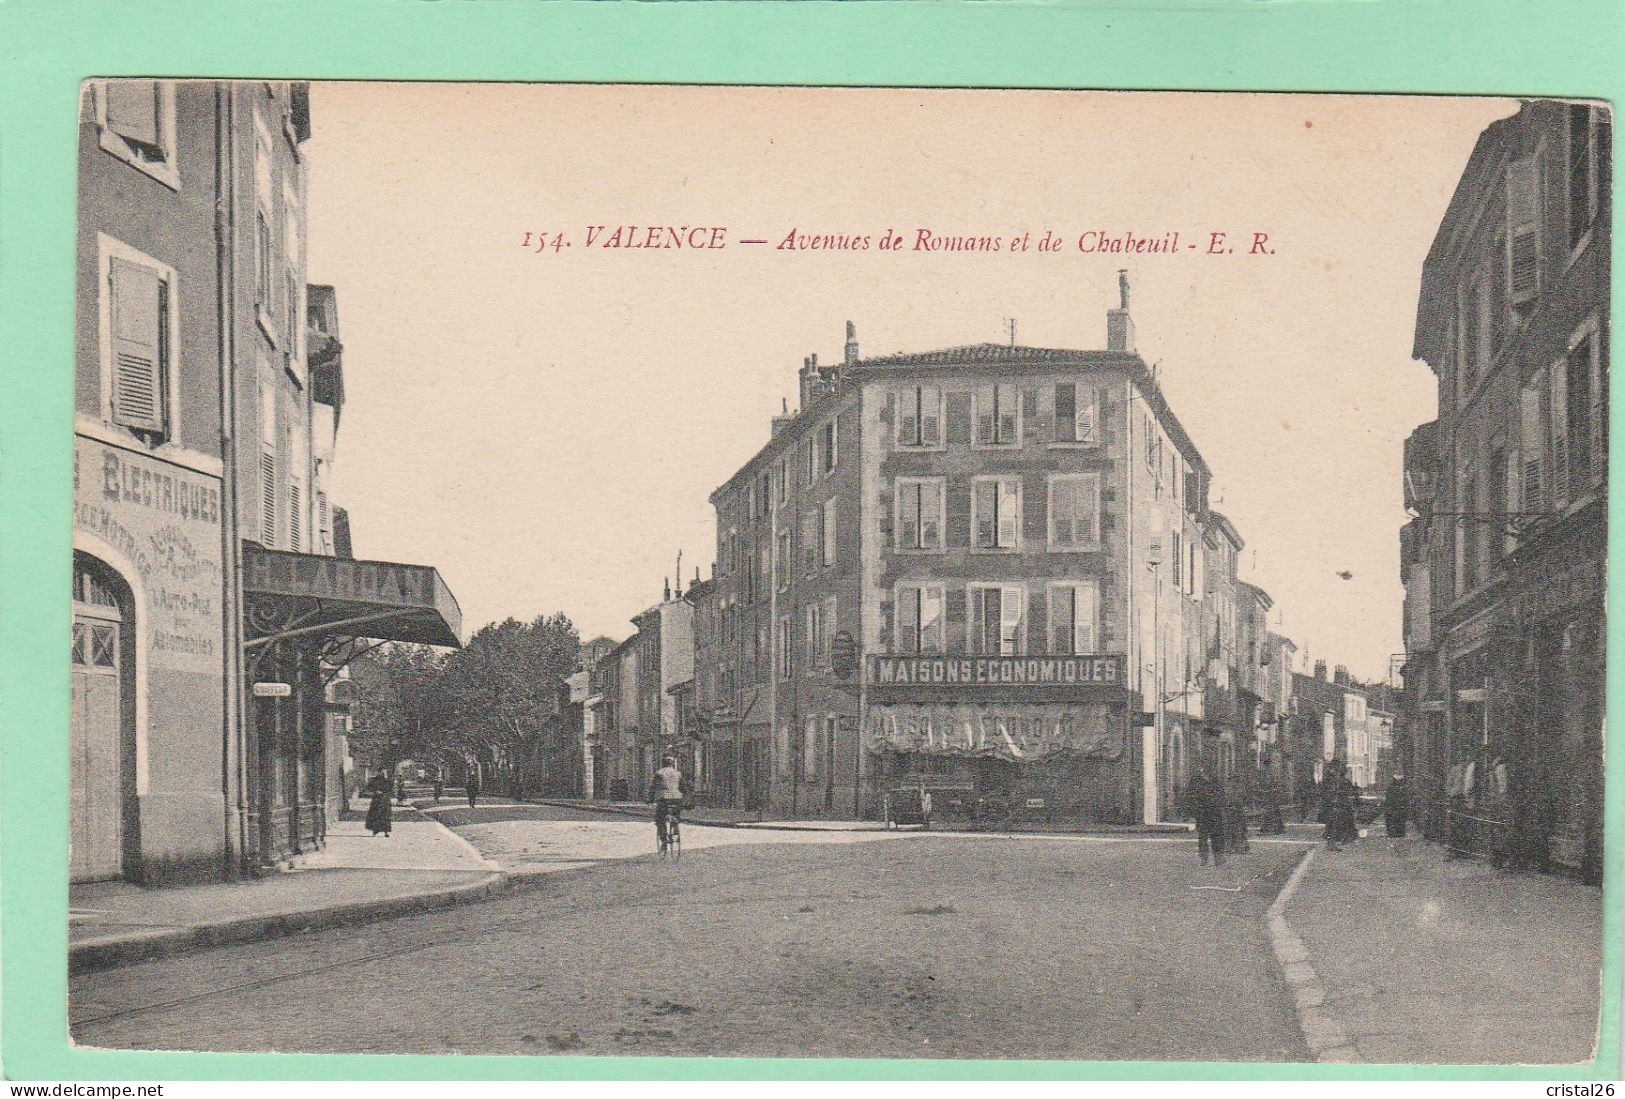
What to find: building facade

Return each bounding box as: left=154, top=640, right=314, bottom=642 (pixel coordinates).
left=1403, top=99, right=1609, bottom=880
left=73, top=80, right=460, bottom=884
left=701, top=280, right=1255, bottom=823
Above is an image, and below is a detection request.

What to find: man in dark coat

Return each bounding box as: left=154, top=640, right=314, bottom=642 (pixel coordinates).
left=1187, top=764, right=1226, bottom=866
left=1384, top=773, right=1410, bottom=838
left=1322, top=763, right=1356, bottom=849
left=465, top=768, right=481, bottom=809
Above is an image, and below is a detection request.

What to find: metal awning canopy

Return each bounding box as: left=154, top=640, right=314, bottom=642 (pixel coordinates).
left=243, top=544, right=462, bottom=649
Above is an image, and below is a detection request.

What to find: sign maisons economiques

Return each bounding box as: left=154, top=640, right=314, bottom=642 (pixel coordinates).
left=73, top=437, right=224, bottom=675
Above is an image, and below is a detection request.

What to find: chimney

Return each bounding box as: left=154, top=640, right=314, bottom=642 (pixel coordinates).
left=798, top=355, right=820, bottom=408
left=663, top=576, right=672, bottom=602
left=772, top=396, right=796, bottom=437
left=1314, top=660, right=1328, bottom=681
left=1107, top=269, right=1136, bottom=353
left=844, top=320, right=859, bottom=367
left=1334, top=664, right=1350, bottom=686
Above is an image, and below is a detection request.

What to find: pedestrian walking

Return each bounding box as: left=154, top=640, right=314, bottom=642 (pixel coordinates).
left=1321, top=763, right=1357, bottom=849
left=1259, top=774, right=1286, bottom=835
left=1187, top=763, right=1225, bottom=866
left=1383, top=773, right=1410, bottom=838
left=433, top=774, right=444, bottom=803
left=364, top=773, right=393, bottom=837
left=396, top=775, right=408, bottom=806
left=465, top=768, right=480, bottom=809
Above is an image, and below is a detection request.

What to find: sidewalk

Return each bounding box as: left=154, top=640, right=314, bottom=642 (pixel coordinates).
left=69, top=801, right=502, bottom=974
left=1283, top=835, right=1603, bottom=1064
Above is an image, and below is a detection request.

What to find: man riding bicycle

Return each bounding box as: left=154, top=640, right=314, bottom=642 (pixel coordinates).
left=649, top=754, right=686, bottom=847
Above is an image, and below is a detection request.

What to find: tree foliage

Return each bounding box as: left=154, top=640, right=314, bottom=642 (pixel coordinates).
left=347, top=613, right=581, bottom=796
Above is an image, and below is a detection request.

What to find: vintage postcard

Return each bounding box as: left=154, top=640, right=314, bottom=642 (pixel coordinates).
left=59, top=82, right=1609, bottom=1067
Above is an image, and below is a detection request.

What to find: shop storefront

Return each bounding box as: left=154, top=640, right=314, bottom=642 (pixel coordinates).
left=863, top=654, right=1134, bottom=823
left=241, top=544, right=461, bottom=867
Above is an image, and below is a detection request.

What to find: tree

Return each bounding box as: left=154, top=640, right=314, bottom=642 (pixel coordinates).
left=348, top=643, right=452, bottom=774
left=437, top=613, right=580, bottom=798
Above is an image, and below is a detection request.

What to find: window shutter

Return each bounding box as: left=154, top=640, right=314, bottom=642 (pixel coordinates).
left=998, top=480, right=1019, bottom=547
left=1079, top=388, right=1099, bottom=443
left=921, top=482, right=942, bottom=548
left=1048, top=585, right=1072, bottom=653
left=945, top=478, right=971, bottom=548
left=1055, top=384, right=1076, bottom=442
left=921, top=585, right=943, bottom=654
left=1550, top=362, right=1570, bottom=506
left=109, top=258, right=165, bottom=433
left=1001, top=386, right=1020, bottom=443
left=975, top=384, right=995, bottom=445
left=260, top=449, right=278, bottom=546
left=1520, top=375, right=1545, bottom=511
left=1506, top=157, right=1540, bottom=305
left=105, top=81, right=159, bottom=148
left=1020, top=387, right=1037, bottom=443
left=1023, top=473, right=1045, bottom=544
left=944, top=587, right=967, bottom=653
left=944, top=392, right=973, bottom=445
left=1000, top=586, right=1023, bottom=655
left=895, top=390, right=914, bottom=446
left=1078, top=581, right=1100, bottom=652
left=920, top=386, right=941, bottom=446
left=289, top=482, right=302, bottom=551
left=897, top=587, right=920, bottom=654
left=974, top=480, right=995, bottom=548
left=1585, top=334, right=1605, bottom=484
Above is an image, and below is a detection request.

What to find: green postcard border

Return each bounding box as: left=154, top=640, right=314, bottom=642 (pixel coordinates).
left=0, top=0, right=1619, bottom=1082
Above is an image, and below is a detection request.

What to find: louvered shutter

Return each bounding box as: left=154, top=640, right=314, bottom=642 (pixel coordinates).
left=1000, top=586, right=1024, bottom=655
left=975, top=384, right=995, bottom=445
left=921, top=481, right=942, bottom=549
left=997, top=480, right=1019, bottom=547
left=1055, top=384, right=1076, bottom=442
left=944, top=392, right=973, bottom=446
left=289, top=482, right=302, bottom=552
left=1507, top=157, right=1540, bottom=305
left=260, top=450, right=278, bottom=546
left=1048, top=585, right=1071, bottom=653
left=1078, top=387, right=1099, bottom=443
left=109, top=258, right=165, bottom=433
left=1520, top=377, right=1545, bottom=512
left=1550, top=363, right=1570, bottom=506
left=1077, top=581, right=1100, bottom=652
left=105, top=81, right=159, bottom=148
left=974, top=480, right=996, bottom=548
left=895, top=390, right=914, bottom=446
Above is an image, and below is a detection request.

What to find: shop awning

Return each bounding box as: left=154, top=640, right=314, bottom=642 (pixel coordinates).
left=242, top=544, right=462, bottom=648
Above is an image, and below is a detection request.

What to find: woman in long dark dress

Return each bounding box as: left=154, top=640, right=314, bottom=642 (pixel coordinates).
left=364, top=773, right=393, bottom=837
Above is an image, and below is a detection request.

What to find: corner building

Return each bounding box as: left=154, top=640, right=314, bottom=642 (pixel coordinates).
left=708, top=280, right=1212, bottom=822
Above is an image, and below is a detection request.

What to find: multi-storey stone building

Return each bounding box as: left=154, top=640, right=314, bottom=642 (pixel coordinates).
left=703, top=278, right=1235, bottom=823
left=1403, top=99, right=1608, bottom=879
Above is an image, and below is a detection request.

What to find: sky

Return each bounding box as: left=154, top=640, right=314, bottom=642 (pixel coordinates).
left=302, top=85, right=1515, bottom=683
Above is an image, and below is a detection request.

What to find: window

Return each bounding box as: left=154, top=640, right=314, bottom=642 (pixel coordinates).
left=1506, top=155, right=1541, bottom=308
left=776, top=458, right=787, bottom=503
left=897, top=385, right=942, bottom=447
left=779, top=615, right=792, bottom=679
left=805, top=602, right=823, bottom=664
left=801, top=506, right=819, bottom=569
left=895, top=583, right=945, bottom=654
left=95, top=81, right=178, bottom=189
left=758, top=541, right=771, bottom=601
left=972, top=477, right=1021, bottom=550
left=1048, top=581, right=1100, bottom=654
left=821, top=497, right=837, bottom=566
left=1569, top=105, right=1600, bottom=250
left=969, top=585, right=1024, bottom=655
left=759, top=473, right=771, bottom=518
left=254, top=118, right=276, bottom=333
left=822, top=419, right=838, bottom=473
left=1565, top=322, right=1603, bottom=492
left=1550, top=356, right=1571, bottom=507
left=103, top=242, right=176, bottom=441
left=894, top=478, right=945, bottom=551
left=1054, top=383, right=1099, bottom=444
left=1171, top=531, right=1183, bottom=587
left=1145, top=417, right=1158, bottom=472
left=974, top=384, right=1019, bottom=446
left=317, top=490, right=331, bottom=553
left=1048, top=474, right=1099, bottom=550
left=804, top=437, right=816, bottom=485
left=823, top=596, right=838, bottom=666
left=775, top=527, right=790, bottom=591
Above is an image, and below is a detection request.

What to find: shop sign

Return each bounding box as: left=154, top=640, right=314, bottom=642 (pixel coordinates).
left=252, top=682, right=292, bottom=697
left=869, top=653, right=1123, bottom=687
left=867, top=702, right=1124, bottom=762
left=1512, top=560, right=1601, bottom=623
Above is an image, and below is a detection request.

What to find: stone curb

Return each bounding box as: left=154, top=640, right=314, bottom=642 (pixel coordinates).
left=1266, top=846, right=1359, bottom=1063
left=68, top=870, right=507, bottom=976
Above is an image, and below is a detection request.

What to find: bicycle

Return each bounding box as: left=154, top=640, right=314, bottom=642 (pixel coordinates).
left=656, top=802, right=682, bottom=861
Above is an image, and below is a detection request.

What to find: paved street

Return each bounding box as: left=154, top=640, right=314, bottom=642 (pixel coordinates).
left=72, top=804, right=1310, bottom=1060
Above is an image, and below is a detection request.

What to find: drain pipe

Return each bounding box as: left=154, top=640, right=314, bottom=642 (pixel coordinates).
left=214, top=82, right=250, bottom=875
